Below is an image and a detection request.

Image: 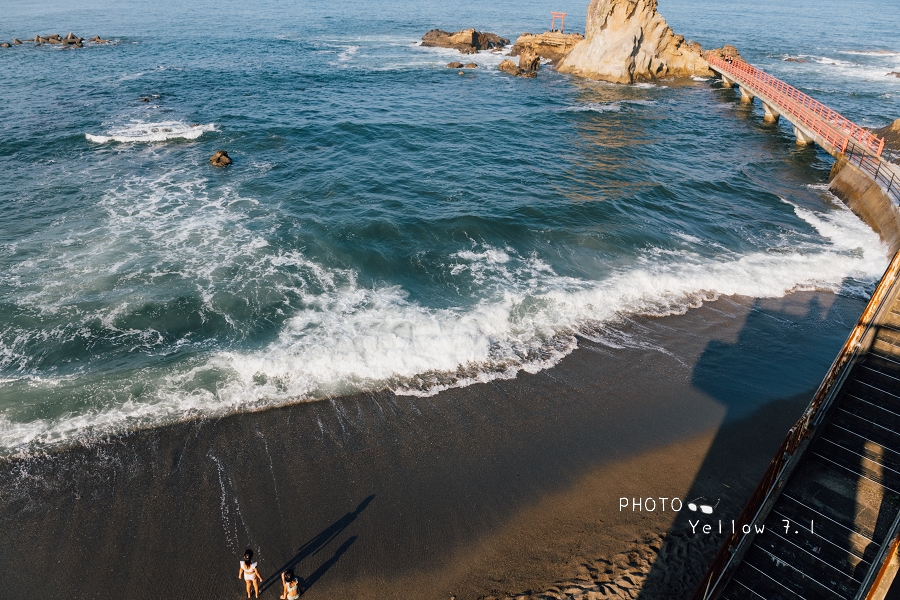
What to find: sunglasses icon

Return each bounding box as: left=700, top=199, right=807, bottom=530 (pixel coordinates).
left=687, top=497, right=720, bottom=514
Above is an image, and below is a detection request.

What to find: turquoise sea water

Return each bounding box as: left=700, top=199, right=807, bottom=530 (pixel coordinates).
left=1, top=0, right=898, bottom=453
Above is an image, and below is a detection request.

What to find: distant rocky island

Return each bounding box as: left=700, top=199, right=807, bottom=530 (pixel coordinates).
left=423, top=0, right=740, bottom=84
left=0, top=32, right=109, bottom=48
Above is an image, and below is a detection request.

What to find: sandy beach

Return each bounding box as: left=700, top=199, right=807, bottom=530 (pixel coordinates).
left=0, top=290, right=869, bottom=599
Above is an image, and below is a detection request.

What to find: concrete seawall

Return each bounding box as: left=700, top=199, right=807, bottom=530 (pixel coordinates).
left=829, top=156, right=900, bottom=255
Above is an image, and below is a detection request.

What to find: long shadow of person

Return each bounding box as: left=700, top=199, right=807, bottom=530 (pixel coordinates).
left=261, top=494, right=374, bottom=592
left=301, top=536, right=357, bottom=590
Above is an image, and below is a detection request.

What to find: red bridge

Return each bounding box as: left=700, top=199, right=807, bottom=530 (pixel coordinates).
left=694, top=59, right=900, bottom=600
left=706, top=55, right=885, bottom=158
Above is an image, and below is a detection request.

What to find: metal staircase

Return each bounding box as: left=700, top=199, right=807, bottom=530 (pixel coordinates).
left=696, top=253, right=900, bottom=600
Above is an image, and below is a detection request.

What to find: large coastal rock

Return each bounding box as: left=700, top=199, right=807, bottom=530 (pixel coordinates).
left=873, top=118, right=900, bottom=152
left=509, top=31, right=584, bottom=64
left=421, top=28, right=509, bottom=54
left=557, top=0, right=711, bottom=83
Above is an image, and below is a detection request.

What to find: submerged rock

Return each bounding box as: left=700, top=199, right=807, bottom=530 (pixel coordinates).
left=557, top=0, right=713, bottom=83
left=509, top=31, right=584, bottom=64
left=421, top=28, right=510, bottom=54
left=209, top=150, right=233, bottom=167
left=784, top=57, right=807, bottom=63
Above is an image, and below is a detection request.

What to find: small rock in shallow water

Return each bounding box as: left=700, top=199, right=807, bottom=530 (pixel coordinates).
left=209, top=150, right=232, bottom=167
left=499, top=59, right=520, bottom=75
left=13, top=39, right=22, bottom=45
left=464, top=62, right=477, bottom=68
left=0, top=43, right=9, bottom=48
left=458, top=71, right=465, bottom=75
left=446, top=61, right=463, bottom=68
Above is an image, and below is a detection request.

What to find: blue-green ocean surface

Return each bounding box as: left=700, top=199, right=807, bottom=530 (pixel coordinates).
left=0, top=0, right=897, bottom=452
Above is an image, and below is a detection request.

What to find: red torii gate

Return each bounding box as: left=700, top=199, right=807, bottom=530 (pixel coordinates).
left=550, top=12, right=566, bottom=32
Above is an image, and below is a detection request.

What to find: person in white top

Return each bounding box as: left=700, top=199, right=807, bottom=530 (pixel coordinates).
left=281, top=569, right=304, bottom=599
left=238, top=549, right=263, bottom=599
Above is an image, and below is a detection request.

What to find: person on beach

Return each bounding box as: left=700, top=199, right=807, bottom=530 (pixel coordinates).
left=238, top=549, right=263, bottom=599
left=281, top=569, right=304, bottom=599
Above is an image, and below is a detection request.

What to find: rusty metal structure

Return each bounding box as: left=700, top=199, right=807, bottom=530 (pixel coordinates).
left=693, top=249, right=900, bottom=599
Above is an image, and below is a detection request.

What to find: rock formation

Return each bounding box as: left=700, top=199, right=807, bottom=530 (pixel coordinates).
left=518, top=49, right=541, bottom=72
left=557, top=0, right=712, bottom=83
left=446, top=61, right=463, bottom=68
left=498, top=59, right=537, bottom=78
left=873, top=118, right=900, bottom=153
left=701, top=44, right=743, bottom=63
left=13, top=39, right=21, bottom=45
left=509, top=31, right=584, bottom=64
left=209, top=150, right=232, bottom=167
left=421, top=28, right=509, bottom=54
left=0, top=43, right=9, bottom=48
left=464, top=62, right=477, bottom=68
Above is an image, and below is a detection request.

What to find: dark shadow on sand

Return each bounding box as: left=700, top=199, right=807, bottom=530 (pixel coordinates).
left=261, top=494, right=373, bottom=592
left=634, top=292, right=864, bottom=598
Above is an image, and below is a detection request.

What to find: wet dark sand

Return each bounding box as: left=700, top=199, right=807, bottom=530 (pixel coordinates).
left=0, top=291, right=869, bottom=599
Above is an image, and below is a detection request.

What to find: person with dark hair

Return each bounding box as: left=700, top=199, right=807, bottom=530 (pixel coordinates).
left=238, top=549, right=263, bottom=599
left=281, top=569, right=304, bottom=599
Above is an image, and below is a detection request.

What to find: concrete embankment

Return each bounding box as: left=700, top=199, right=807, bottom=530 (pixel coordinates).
left=829, top=156, right=900, bottom=254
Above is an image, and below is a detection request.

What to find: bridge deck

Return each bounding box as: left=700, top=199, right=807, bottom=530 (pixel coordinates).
left=694, top=249, right=900, bottom=599
left=706, top=56, right=885, bottom=158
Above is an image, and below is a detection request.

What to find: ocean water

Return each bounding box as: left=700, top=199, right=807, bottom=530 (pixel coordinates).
left=0, top=0, right=898, bottom=454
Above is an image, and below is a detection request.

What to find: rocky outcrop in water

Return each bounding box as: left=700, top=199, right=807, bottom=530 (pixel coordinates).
left=509, top=31, right=584, bottom=64
left=5, top=33, right=107, bottom=48
left=557, top=0, right=712, bottom=83
left=421, top=28, right=509, bottom=54
left=518, top=50, right=541, bottom=72
left=209, top=150, right=232, bottom=167
left=498, top=59, right=537, bottom=78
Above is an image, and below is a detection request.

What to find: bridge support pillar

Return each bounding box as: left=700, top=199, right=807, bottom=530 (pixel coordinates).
left=721, top=75, right=735, bottom=88
left=740, top=88, right=755, bottom=103
left=794, top=126, right=815, bottom=146
left=762, top=102, right=780, bottom=123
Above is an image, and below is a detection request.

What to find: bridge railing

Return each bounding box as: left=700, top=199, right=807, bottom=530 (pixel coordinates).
left=707, top=56, right=885, bottom=157
left=845, top=140, right=900, bottom=205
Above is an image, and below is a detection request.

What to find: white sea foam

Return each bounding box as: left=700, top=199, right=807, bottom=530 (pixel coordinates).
left=786, top=54, right=900, bottom=83
left=564, top=99, right=656, bottom=113
left=0, top=165, right=888, bottom=452
left=86, top=121, right=215, bottom=143
left=691, top=75, right=710, bottom=81
left=838, top=50, right=900, bottom=57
